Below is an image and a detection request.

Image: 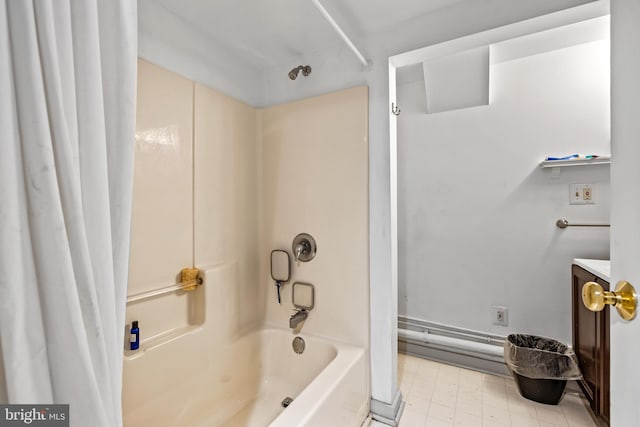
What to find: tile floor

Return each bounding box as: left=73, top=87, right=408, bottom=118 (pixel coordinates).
left=396, top=353, right=597, bottom=427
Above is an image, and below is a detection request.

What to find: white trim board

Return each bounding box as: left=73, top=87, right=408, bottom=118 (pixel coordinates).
left=389, top=0, right=609, bottom=68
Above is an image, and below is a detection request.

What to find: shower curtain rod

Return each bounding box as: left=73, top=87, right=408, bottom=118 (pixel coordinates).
left=311, top=0, right=368, bottom=68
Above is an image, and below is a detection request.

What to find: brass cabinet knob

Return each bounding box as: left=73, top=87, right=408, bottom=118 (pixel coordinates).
left=582, top=280, right=638, bottom=321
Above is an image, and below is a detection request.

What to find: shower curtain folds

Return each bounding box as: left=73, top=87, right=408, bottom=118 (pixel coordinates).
left=0, top=1, right=137, bottom=426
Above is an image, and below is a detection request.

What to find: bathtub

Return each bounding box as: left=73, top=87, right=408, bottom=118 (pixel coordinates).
left=123, top=328, right=369, bottom=427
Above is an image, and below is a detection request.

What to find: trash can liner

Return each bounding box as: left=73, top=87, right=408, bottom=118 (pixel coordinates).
left=504, top=334, right=582, bottom=380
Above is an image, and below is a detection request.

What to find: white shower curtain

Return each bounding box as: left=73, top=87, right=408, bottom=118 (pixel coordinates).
left=0, top=1, right=136, bottom=426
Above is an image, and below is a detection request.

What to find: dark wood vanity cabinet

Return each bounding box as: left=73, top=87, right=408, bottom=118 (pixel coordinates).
left=572, top=264, right=610, bottom=426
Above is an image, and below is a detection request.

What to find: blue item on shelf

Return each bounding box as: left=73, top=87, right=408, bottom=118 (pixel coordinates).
left=545, top=154, right=580, bottom=161
left=130, top=320, right=140, bottom=350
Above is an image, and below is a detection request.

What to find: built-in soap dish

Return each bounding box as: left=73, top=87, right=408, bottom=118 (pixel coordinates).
left=292, top=282, right=314, bottom=310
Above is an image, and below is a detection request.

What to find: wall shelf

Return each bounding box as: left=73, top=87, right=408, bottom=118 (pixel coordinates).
left=540, top=156, right=610, bottom=168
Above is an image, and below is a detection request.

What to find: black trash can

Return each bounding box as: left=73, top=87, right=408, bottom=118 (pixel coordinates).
left=504, top=334, right=582, bottom=405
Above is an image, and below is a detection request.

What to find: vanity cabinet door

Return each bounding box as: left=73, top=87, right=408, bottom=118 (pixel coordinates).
left=601, top=302, right=610, bottom=425
left=572, top=264, right=610, bottom=426
left=572, top=265, right=599, bottom=407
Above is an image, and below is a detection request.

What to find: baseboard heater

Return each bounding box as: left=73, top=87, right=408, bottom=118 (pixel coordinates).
left=398, top=328, right=504, bottom=361
left=398, top=316, right=506, bottom=365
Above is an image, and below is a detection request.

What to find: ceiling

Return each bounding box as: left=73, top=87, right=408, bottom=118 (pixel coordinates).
left=140, top=0, right=599, bottom=106
left=149, top=0, right=467, bottom=68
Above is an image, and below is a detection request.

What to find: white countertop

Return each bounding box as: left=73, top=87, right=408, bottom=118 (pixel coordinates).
left=573, top=258, right=610, bottom=282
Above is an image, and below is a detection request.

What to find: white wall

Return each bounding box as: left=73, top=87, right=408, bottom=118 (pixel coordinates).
left=397, top=31, right=610, bottom=344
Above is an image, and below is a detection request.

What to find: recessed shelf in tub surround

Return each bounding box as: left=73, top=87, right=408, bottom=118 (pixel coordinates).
left=124, top=324, right=203, bottom=360
left=573, top=258, right=610, bottom=282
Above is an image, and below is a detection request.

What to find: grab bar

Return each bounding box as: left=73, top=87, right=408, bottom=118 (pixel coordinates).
left=556, top=218, right=610, bottom=229
left=126, top=267, right=202, bottom=304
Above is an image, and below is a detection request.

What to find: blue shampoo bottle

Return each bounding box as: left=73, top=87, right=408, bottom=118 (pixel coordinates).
left=130, top=320, right=140, bottom=350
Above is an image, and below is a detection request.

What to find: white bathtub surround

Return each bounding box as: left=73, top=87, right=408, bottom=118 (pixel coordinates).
left=125, top=63, right=369, bottom=425
left=260, top=86, right=371, bottom=423
left=260, top=87, right=370, bottom=349
left=125, top=267, right=368, bottom=427
left=0, top=1, right=137, bottom=425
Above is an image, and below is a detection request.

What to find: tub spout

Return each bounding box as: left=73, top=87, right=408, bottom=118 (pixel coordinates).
left=289, top=309, right=308, bottom=329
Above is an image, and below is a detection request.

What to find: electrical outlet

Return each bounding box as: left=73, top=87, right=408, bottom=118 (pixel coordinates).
left=492, top=306, right=508, bottom=326
left=570, top=184, right=595, bottom=205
